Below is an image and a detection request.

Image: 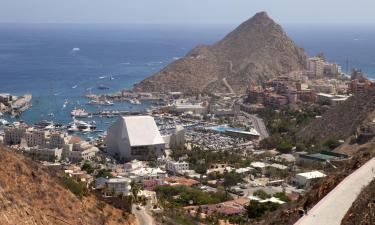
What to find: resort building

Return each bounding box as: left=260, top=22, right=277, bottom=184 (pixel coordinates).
left=106, top=116, right=166, bottom=160
left=106, top=178, right=132, bottom=196
left=162, top=125, right=185, bottom=149
left=166, top=160, right=189, bottom=175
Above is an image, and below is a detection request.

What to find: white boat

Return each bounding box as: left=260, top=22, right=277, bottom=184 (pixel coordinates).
left=62, top=99, right=68, bottom=108
left=99, top=76, right=106, bottom=79
left=0, top=119, right=9, bottom=126
left=67, top=120, right=96, bottom=132
left=129, top=99, right=141, bottom=105
left=71, top=108, right=89, bottom=118
left=72, top=47, right=80, bottom=51
left=72, top=85, right=78, bottom=89
left=88, top=99, right=114, bottom=106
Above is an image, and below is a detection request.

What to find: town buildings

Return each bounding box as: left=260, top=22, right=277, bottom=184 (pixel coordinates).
left=3, top=125, right=98, bottom=162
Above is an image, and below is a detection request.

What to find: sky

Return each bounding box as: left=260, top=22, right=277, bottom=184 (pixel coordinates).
left=1, top=0, right=375, bottom=25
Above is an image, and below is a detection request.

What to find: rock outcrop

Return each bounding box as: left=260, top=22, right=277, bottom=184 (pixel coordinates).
left=134, top=12, right=306, bottom=94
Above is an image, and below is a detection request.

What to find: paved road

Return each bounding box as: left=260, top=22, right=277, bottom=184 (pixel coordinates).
left=243, top=113, right=269, bottom=139
left=132, top=204, right=154, bottom=225
left=295, top=158, right=375, bottom=225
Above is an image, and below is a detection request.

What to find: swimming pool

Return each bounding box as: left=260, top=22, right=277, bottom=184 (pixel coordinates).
left=209, top=125, right=243, bottom=133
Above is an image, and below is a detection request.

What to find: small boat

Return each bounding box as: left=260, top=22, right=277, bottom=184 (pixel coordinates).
left=72, top=85, right=78, bottom=89
left=62, top=99, right=68, bottom=108
left=99, top=76, right=106, bottom=79
left=72, top=47, right=80, bottom=51
left=110, top=76, right=115, bottom=80
left=34, top=120, right=53, bottom=128
left=129, top=99, right=141, bottom=105
left=88, top=99, right=114, bottom=106
left=98, top=84, right=110, bottom=90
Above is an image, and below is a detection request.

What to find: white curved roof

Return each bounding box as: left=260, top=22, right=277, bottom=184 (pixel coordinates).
left=122, top=116, right=165, bottom=147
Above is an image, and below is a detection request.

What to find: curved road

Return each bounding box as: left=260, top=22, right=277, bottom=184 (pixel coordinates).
left=295, top=157, right=375, bottom=225
left=132, top=204, right=155, bottom=225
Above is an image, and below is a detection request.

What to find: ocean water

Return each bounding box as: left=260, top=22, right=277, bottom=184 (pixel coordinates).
left=0, top=23, right=374, bottom=133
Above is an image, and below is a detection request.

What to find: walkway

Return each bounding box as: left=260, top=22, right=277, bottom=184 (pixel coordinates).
left=295, top=157, right=375, bottom=225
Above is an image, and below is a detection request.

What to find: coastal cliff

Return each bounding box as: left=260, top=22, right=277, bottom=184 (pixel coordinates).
left=134, top=12, right=306, bottom=94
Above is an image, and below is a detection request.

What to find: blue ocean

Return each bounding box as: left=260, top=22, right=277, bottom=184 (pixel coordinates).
left=0, top=23, right=374, bottom=133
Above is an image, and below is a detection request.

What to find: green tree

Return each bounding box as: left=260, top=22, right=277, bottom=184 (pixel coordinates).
left=247, top=200, right=279, bottom=218
left=253, top=189, right=271, bottom=199
left=130, top=182, right=142, bottom=203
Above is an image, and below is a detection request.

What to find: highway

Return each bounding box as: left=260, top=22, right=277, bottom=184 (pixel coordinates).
left=295, top=157, right=375, bottom=225
left=243, top=113, right=269, bottom=139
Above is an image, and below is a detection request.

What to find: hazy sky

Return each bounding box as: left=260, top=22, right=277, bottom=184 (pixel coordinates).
left=1, top=0, right=375, bottom=24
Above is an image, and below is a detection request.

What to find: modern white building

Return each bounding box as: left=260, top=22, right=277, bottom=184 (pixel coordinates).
left=106, top=116, right=165, bottom=160
left=162, top=125, right=185, bottom=149
left=292, top=171, right=326, bottom=188
left=123, top=167, right=167, bottom=183
left=166, top=160, right=189, bottom=175
left=106, top=177, right=131, bottom=196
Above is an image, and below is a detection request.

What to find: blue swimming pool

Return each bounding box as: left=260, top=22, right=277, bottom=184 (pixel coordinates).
left=209, top=125, right=243, bottom=133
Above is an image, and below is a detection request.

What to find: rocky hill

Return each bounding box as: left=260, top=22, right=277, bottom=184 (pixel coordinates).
left=297, top=87, right=375, bottom=142
left=134, top=12, right=306, bottom=94
left=0, top=146, right=135, bottom=225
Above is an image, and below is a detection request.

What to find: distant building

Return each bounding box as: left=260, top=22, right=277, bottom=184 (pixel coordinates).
left=166, top=160, right=189, bottom=175
left=106, top=116, right=166, bottom=160
left=30, top=147, right=62, bottom=162
left=106, top=178, right=131, bottom=196
left=306, top=57, right=325, bottom=78
left=162, top=125, right=185, bottom=149
left=292, top=171, right=326, bottom=188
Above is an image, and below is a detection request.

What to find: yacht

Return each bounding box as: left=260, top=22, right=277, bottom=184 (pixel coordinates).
left=67, top=120, right=96, bottom=133
left=71, top=108, right=89, bottom=118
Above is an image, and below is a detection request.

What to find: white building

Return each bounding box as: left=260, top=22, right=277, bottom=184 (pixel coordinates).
left=106, top=116, right=165, bottom=160
left=306, top=57, right=325, bottom=78
left=4, top=126, right=27, bottom=145
left=106, top=178, right=131, bottom=196
left=64, top=138, right=99, bottom=162
left=162, top=125, right=185, bottom=149
left=30, top=147, right=62, bottom=162
left=292, top=171, right=326, bottom=188
left=120, top=167, right=167, bottom=183
left=166, top=160, right=189, bottom=175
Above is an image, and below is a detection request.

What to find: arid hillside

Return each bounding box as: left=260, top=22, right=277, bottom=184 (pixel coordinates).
left=0, top=146, right=135, bottom=225
left=297, top=87, right=375, bottom=143
left=134, top=11, right=306, bottom=94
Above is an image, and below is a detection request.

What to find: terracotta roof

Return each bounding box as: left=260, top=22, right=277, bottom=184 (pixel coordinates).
left=165, top=177, right=200, bottom=187
left=69, top=136, right=82, bottom=144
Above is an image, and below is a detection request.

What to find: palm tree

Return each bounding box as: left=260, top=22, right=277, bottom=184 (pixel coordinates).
left=130, top=182, right=142, bottom=203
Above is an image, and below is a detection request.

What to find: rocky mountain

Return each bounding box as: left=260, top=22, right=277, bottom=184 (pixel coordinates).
left=0, top=146, right=135, bottom=225
left=297, top=87, right=375, bottom=142
left=134, top=11, right=306, bottom=94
